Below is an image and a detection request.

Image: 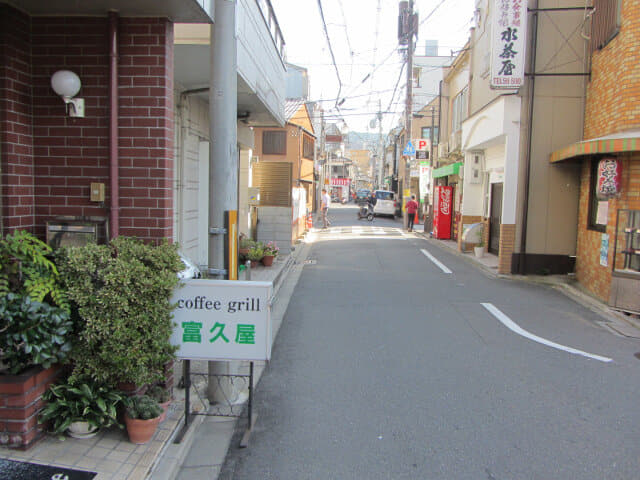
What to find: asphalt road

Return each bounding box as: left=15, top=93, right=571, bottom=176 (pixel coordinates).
left=219, top=204, right=640, bottom=480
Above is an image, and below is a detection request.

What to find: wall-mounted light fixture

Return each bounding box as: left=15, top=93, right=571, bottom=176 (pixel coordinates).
left=51, top=70, right=85, bottom=117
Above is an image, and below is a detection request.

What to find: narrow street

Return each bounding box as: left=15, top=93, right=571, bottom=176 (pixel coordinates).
left=218, top=204, right=640, bottom=480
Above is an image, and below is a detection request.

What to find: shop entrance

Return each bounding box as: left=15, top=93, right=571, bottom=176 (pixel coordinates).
left=489, top=183, right=503, bottom=254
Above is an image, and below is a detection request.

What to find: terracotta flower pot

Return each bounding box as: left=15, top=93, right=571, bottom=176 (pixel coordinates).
left=124, top=414, right=160, bottom=444
left=262, top=255, right=275, bottom=266
left=158, top=400, right=171, bottom=423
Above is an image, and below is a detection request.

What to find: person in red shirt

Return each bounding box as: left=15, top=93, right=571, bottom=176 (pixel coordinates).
left=406, top=194, right=419, bottom=232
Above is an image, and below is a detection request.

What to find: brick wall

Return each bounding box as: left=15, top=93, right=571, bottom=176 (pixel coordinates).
left=498, top=224, right=516, bottom=274
left=1, top=5, right=175, bottom=242
left=576, top=155, right=640, bottom=302
left=0, top=5, right=34, bottom=232
left=576, top=0, right=640, bottom=302
left=0, top=365, right=62, bottom=449
left=584, top=0, right=640, bottom=138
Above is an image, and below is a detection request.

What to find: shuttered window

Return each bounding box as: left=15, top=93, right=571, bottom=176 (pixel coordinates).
left=262, top=130, right=286, bottom=155
left=252, top=162, right=292, bottom=207
left=591, top=0, right=621, bottom=52
left=303, top=134, right=314, bottom=159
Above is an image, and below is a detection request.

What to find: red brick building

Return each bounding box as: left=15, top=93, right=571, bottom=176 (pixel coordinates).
left=550, top=0, right=640, bottom=313
left=0, top=1, right=211, bottom=242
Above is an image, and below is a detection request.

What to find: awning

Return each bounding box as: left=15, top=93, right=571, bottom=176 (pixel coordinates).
left=432, top=162, right=463, bottom=178
left=550, top=130, right=640, bottom=163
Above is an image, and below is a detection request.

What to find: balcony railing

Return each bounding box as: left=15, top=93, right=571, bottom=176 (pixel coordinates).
left=255, top=0, right=286, bottom=61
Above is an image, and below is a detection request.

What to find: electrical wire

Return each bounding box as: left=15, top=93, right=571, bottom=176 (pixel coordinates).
left=316, top=0, right=343, bottom=109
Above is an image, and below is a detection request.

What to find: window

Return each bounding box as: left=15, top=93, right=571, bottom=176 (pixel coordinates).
left=451, top=87, right=468, bottom=133
left=303, top=134, right=314, bottom=159
left=421, top=126, right=439, bottom=144
left=262, top=130, right=286, bottom=155
left=591, top=0, right=622, bottom=52
left=613, top=209, right=640, bottom=273
left=588, top=159, right=607, bottom=232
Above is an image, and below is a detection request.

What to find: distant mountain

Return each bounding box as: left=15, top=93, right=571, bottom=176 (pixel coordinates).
left=345, top=132, right=381, bottom=150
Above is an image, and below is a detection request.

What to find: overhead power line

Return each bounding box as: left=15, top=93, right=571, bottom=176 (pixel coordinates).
left=316, top=0, right=343, bottom=110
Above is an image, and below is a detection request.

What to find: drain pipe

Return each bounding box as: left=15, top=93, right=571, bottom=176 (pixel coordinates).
left=519, top=1, right=539, bottom=274
left=109, top=11, right=119, bottom=239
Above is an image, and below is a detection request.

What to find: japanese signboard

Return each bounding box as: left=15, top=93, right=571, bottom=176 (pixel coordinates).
left=596, top=157, right=622, bottom=199
left=413, top=139, right=430, bottom=151
left=419, top=163, right=431, bottom=203
left=490, top=0, right=528, bottom=89
left=170, top=279, right=272, bottom=362
left=330, top=178, right=351, bottom=186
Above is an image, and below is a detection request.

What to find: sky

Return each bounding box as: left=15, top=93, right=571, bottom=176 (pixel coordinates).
left=270, top=0, right=476, bottom=134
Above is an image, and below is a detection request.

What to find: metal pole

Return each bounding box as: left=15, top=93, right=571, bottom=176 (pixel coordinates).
left=403, top=0, right=415, bottom=229
left=208, top=0, right=239, bottom=403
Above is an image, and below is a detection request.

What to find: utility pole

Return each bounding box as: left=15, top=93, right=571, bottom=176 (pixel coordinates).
left=378, top=99, right=384, bottom=188
left=208, top=0, right=239, bottom=403
left=403, top=0, right=416, bottom=229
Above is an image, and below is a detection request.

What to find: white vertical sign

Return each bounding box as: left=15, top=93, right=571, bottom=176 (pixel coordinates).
left=491, top=0, right=528, bottom=89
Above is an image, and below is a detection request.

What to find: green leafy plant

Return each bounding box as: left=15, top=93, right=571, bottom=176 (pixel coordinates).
left=38, top=380, right=125, bottom=435
left=125, top=394, right=163, bottom=420
left=239, top=236, right=256, bottom=250
left=55, top=237, right=183, bottom=387
left=148, top=385, right=171, bottom=403
left=0, top=293, right=74, bottom=374
left=0, top=230, right=69, bottom=311
left=247, top=243, right=265, bottom=262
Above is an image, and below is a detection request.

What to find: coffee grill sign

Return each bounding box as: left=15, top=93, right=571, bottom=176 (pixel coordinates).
left=170, top=279, right=272, bottom=362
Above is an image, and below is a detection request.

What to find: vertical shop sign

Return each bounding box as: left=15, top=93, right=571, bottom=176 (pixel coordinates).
left=491, top=0, right=528, bottom=89
left=596, top=157, right=622, bottom=199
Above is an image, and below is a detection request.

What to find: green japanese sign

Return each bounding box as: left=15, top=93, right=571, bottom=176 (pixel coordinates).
left=170, top=279, right=272, bottom=361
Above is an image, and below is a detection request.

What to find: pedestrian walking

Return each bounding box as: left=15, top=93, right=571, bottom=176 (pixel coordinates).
left=406, top=194, right=419, bottom=232
left=320, top=188, right=331, bottom=228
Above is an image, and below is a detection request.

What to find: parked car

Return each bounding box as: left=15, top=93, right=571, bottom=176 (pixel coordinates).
left=355, top=189, right=370, bottom=204
left=373, top=190, right=398, bottom=218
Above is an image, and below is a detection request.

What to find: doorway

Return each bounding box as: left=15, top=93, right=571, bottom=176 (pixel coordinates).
left=489, top=183, right=503, bottom=254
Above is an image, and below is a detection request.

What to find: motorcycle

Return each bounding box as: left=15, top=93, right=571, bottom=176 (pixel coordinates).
left=357, top=204, right=374, bottom=221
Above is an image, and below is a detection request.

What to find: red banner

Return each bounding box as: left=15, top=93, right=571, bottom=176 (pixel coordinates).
left=330, top=178, right=351, bottom=186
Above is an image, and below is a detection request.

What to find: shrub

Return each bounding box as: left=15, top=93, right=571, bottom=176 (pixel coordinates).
left=55, top=237, right=183, bottom=387
left=148, top=385, right=171, bottom=403
left=125, top=395, right=163, bottom=420
left=247, top=243, right=264, bottom=262
left=0, top=230, right=68, bottom=310
left=0, top=293, right=73, bottom=374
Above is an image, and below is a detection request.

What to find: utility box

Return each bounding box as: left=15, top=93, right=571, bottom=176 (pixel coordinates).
left=46, top=217, right=108, bottom=249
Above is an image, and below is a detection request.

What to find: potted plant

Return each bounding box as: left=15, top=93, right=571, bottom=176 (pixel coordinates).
left=246, top=242, right=265, bottom=268
left=148, top=385, right=171, bottom=423
left=124, top=394, right=163, bottom=444
left=474, top=239, right=485, bottom=258
left=38, top=380, right=125, bottom=439
left=261, top=241, right=279, bottom=266
left=0, top=231, right=73, bottom=448
left=55, top=237, right=183, bottom=390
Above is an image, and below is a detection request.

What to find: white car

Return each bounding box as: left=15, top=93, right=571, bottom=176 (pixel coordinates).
left=373, top=190, right=398, bottom=217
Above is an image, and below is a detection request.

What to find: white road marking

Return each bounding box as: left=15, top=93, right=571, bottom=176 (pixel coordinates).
left=420, top=248, right=452, bottom=274
left=481, top=303, right=613, bottom=363
left=352, top=227, right=363, bottom=235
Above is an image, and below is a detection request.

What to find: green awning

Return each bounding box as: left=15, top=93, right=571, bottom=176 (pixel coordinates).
left=432, top=162, right=463, bottom=178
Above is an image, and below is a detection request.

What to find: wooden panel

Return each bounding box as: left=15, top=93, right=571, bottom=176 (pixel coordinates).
left=252, top=162, right=292, bottom=207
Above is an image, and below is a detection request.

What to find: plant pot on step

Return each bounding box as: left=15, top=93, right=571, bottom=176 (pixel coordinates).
left=261, top=255, right=275, bottom=266
left=67, top=421, right=99, bottom=439
left=474, top=246, right=484, bottom=258
left=124, top=395, right=163, bottom=444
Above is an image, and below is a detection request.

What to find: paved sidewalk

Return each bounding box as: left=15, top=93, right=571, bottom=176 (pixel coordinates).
left=0, top=244, right=305, bottom=480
